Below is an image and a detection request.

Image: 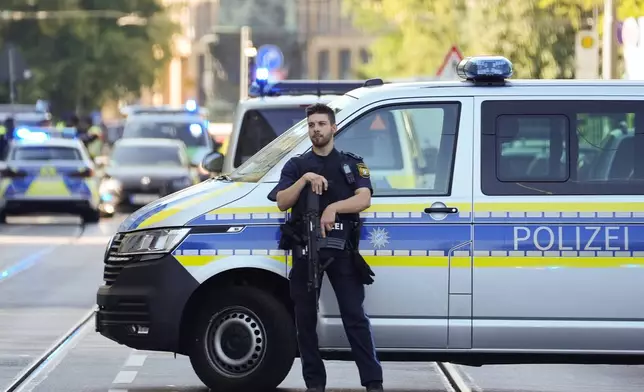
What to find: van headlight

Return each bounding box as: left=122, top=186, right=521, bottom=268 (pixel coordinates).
left=100, top=178, right=122, bottom=193
left=116, top=228, right=190, bottom=255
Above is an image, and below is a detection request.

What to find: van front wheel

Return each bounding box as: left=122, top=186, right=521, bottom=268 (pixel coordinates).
left=189, top=286, right=296, bottom=392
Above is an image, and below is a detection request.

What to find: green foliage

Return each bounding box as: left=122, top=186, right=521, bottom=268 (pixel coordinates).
left=0, top=0, right=179, bottom=115
left=344, top=0, right=641, bottom=80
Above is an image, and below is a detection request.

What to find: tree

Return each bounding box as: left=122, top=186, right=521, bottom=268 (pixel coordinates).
left=343, top=0, right=583, bottom=79
left=538, top=0, right=644, bottom=30
left=0, top=0, right=179, bottom=116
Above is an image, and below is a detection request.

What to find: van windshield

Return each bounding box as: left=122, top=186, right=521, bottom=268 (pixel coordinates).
left=229, top=95, right=357, bottom=182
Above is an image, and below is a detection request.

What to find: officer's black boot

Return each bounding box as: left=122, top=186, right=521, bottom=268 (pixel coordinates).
left=366, top=381, right=384, bottom=392
left=306, top=386, right=325, bottom=392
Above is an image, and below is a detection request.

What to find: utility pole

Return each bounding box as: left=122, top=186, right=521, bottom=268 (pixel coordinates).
left=239, top=25, right=252, bottom=100
left=8, top=44, right=15, bottom=104
left=602, top=0, right=619, bottom=79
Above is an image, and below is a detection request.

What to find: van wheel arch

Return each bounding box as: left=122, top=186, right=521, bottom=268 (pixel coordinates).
left=179, top=268, right=296, bottom=391
left=179, top=267, right=294, bottom=354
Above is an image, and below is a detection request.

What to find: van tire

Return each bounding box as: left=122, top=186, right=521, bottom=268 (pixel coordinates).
left=188, top=286, right=296, bottom=392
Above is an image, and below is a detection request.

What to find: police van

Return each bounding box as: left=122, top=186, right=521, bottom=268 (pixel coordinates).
left=96, top=56, right=644, bottom=391
left=210, top=73, right=366, bottom=175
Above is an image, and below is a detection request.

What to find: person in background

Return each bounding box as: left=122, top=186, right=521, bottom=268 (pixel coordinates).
left=0, top=117, right=15, bottom=160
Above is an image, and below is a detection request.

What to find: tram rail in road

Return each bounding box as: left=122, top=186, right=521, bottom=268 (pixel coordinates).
left=3, top=315, right=474, bottom=392
left=3, top=308, right=97, bottom=392
left=436, top=362, right=473, bottom=392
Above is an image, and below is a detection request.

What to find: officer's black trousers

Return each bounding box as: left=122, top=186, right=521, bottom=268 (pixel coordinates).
left=289, top=251, right=383, bottom=388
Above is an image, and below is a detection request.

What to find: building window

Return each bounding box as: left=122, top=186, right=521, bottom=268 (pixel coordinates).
left=339, top=49, right=352, bottom=79
left=317, top=0, right=329, bottom=33
left=360, top=48, right=371, bottom=64
left=317, top=50, right=329, bottom=80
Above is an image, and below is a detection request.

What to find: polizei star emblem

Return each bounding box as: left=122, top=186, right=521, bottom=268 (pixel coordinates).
left=368, top=227, right=390, bottom=249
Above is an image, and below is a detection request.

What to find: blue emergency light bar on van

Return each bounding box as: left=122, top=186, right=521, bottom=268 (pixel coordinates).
left=14, top=126, right=78, bottom=142
left=249, top=79, right=367, bottom=98
left=457, top=56, right=513, bottom=82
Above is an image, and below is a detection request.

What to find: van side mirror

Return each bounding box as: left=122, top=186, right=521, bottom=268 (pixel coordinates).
left=202, top=152, right=224, bottom=173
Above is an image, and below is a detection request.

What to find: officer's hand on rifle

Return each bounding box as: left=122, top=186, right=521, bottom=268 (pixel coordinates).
left=320, top=205, right=337, bottom=238
left=302, top=172, right=328, bottom=195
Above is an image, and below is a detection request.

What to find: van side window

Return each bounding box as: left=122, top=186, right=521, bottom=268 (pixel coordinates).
left=481, top=100, right=644, bottom=195
left=334, top=103, right=461, bottom=196
left=496, top=115, right=569, bottom=182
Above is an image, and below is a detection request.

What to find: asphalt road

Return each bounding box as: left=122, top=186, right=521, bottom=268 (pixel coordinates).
left=2, top=213, right=644, bottom=392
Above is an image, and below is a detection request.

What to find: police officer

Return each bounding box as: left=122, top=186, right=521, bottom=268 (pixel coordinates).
left=267, top=103, right=384, bottom=392
left=0, top=117, right=15, bottom=160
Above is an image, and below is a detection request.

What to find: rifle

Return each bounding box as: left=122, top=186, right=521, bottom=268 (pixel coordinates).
left=302, top=186, right=346, bottom=310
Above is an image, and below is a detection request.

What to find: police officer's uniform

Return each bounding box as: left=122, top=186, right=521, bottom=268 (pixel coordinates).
left=268, top=148, right=383, bottom=392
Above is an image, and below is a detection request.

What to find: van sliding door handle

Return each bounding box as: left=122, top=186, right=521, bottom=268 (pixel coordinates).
left=424, top=207, right=458, bottom=214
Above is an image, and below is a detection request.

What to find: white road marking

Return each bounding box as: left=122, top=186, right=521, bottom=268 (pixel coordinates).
left=112, top=370, right=138, bottom=384
left=107, top=389, right=128, bottom=392
left=124, top=353, right=147, bottom=367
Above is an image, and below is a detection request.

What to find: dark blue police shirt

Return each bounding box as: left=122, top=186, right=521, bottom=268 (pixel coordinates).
left=267, top=148, right=373, bottom=204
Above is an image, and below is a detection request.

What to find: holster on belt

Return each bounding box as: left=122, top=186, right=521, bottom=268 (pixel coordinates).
left=278, top=219, right=303, bottom=251
left=348, top=221, right=376, bottom=285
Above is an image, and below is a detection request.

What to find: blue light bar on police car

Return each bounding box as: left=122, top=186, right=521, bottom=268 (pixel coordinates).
left=14, top=126, right=78, bottom=142
left=185, top=99, right=197, bottom=112
left=15, top=127, right=49, bottom=142
left=456, top=56, right=513, bottom=82
left=248, top=79, right=366, bottom=98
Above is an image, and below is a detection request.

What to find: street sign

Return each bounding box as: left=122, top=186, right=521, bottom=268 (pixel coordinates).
left=436, top=46, right=463, bottom=81
left=622, top=17, right=644, bottom=80
left=256, top=44, right=284, bottom=70
left=575, top=29, right=599, bottom=79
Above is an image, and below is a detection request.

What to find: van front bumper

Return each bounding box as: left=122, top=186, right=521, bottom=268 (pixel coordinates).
left=95, top=252, right=199, bottom=354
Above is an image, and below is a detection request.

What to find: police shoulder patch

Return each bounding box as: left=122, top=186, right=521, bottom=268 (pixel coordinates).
left=356, top=162, right=370, bottom=178
left=341, top=151, right=363, bottom=161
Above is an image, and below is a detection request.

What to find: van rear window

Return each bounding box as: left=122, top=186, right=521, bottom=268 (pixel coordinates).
left=234, top=108, right=307, bottom=168
left=13, top=146, right=82, bottom=161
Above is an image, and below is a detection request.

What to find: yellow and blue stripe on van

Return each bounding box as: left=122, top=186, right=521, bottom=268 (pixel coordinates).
left=176, top=202, right=644, bottom=270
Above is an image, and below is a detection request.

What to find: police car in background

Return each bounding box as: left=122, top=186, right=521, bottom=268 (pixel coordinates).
left=97, top=56, right=644, bottom=392
left=0, top=101, right=52, bottom=128
left=97, top=138, right=199, bottom=217
left=120, top=101, right=215, bottom=181
left=202, top=70, right=366, bottom=175
left=0, top=127, right=100, bottom=223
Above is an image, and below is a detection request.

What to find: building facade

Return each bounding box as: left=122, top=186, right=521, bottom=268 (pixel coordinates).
left=126, top=0, right=374, bottom=119
left=138, top=0, right=201, bottom=107
left=296, top=0, right=372, bottom=79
